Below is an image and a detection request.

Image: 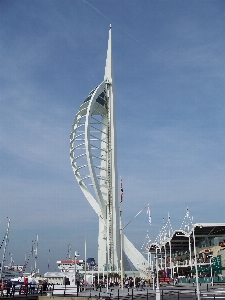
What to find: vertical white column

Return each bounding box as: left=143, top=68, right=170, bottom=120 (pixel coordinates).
left=193, top=227, right=201, bottom=300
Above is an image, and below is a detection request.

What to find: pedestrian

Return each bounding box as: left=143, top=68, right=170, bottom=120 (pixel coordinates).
left=42, top=280, right=47, bottom=292
left=6, top=279, right=12, bottom=297
left=94, top=280, right=98, bottom=291
left=76, top=279, right=80, bottom=292
left=1, top=280, right=5, bottom=296
left=139, top=279, right=145, bottom=291
left=30, top=278, right=36, bottom=294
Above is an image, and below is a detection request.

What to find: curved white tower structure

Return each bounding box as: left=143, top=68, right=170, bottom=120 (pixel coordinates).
left=70, top=26, right=148, bottom=274
left=70, top=26, right=119, bottom=271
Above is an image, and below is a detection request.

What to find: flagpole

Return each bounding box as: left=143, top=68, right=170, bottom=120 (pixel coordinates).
left=120, top=203, right=124, bottom=290
left=120, top=177, right=124, bottom=290
left=84, top=236, right=87, bottom=291
left=48, top=249, right=50, bottom=270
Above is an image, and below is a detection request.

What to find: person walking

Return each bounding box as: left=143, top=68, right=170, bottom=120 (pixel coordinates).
left=139, top=279, right=145, bottom=291
left=30, top=278, right=36, bottom=294
left=42, top=280, right=47, bottom=293
left=6, top=279, right=12, bottom=297
left=1, top=280, right=5, bottom=296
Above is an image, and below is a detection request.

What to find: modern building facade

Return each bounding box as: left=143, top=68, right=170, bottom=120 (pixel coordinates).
left=149, top=219, right=225, bottom=281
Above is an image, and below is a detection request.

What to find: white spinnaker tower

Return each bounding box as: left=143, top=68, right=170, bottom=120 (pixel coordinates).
left=70, top=26, right=148, bottom=273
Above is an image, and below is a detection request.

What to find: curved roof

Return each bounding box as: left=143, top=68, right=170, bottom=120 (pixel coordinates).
left=149, top=223, right=225, bottom=253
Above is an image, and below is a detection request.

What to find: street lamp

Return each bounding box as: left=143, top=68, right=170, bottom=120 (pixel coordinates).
left=119, top=206, right=124, bottom=290
left=90, top=260, right=95, bottom=286
left=103, top=235, right=109, bottom=293
left=209, top=256, right=214, bottom=287
left=177, top=229, right=201, bottom=300
left=155, top=245, right=161, bottom=300
left=74, top=251, right=80, bottom=287
left=192, top=227, right=201, bottom=300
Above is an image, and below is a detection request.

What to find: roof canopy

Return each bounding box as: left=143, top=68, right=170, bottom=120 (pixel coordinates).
left=149, top=223, right=225, bottom=253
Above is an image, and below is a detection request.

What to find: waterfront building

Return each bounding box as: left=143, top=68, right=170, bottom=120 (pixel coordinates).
left=148, top=221, right=225, bottom=281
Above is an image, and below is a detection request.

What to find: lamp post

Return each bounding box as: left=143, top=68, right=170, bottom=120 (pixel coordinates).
left=84, top=238, right=87, bottom=291
left=103, top=235, right=109, bottom=293
left=174, top=229, right=200, bottom=299
left=188, top=236, right=192, bottom=269
left=152, top=272, right=155, bottom=291
left=106, top=245, right=109, bottom=293
left=98, top=265, right=100, bottom=286
left=192, top=227, right=201, bottom=300
left=209, top=256, right=214, bottom=287
left=155, top=245, right=161, bottom=300
left=91, top=263, right=94, bottom=285
left=74, top=251, right=79, bottom=287
left=120, top=205, right=124, bottom=290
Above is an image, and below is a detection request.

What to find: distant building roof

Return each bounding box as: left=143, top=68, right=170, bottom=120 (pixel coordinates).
left=149, top=223, right=225, bottom=253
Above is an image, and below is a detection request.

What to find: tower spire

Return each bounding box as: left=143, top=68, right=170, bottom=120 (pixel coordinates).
left=104, top=25, right=113, bottom=83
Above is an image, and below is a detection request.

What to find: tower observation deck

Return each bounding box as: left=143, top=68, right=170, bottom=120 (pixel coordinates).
left=70, top=26, right=148, bottom=273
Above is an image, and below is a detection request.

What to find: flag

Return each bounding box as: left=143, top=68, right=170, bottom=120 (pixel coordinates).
left=48, top=249, right=50, bottom=269
left=120, top=178, right=123, bottom=202
left=147, top=205, right=151, bottom=224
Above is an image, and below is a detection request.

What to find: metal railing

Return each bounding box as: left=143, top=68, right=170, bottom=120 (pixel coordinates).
left=1, top=284, right=225, bottom=299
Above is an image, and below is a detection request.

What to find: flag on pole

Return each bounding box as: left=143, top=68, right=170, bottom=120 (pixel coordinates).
left=120, top=178, right=123, bottom=202
left=147, top=205, right=151, bottom=224
left=48, top=249, right=50, bottom=269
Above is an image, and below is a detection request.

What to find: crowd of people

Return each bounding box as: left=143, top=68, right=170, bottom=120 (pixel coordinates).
left=0, top=276, right=151, bottom=296
left=93, top=277, right=149, bottom=291
left=0, top=278, right=49, bottom=296
left=124, top=277, right=146, bottom=290
left=0, top=279, right=12, bottom=297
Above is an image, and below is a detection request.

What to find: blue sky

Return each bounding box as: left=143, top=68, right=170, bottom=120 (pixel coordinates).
left=1, top=0, right=225, bottom=274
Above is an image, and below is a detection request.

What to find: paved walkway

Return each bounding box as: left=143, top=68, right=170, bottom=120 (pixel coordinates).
left=51, top=283, right=225, bottom=299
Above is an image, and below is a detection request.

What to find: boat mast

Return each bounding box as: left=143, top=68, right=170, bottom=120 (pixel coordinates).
left=34, top=234, right=38, bottom=273
left=67, top=244, right=72, bottom=259
left=0, top=217, right=10, bottom=279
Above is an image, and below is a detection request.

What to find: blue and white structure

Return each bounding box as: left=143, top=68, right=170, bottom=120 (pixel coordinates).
left=70, top=26, right=148, bottom=273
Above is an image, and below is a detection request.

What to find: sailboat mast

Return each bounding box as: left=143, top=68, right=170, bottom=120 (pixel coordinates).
left=0, top=218, right=10, bottom=279
left=34, top=235, right=38, bottom=273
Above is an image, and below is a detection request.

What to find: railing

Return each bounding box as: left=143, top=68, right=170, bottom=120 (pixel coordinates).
left=1, top=283, right=225, bottom=299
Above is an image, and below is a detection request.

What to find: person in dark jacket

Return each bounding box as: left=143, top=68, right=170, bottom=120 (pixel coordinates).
left=6, top=279, right=12, bottom=297
left=42, top=280, right=47, bottom=292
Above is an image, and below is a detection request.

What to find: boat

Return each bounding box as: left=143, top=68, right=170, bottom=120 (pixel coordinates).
left=57, top=259, right=85, bottom=272
left=44, top=257, right=97, bottom=285
left=0, top=219, right=39, bottom=280
left=0, top=218, right=23, bottom=279
left=57, top=258, right=96, bottom=272
left=0, top=263, right=23, bottom=279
